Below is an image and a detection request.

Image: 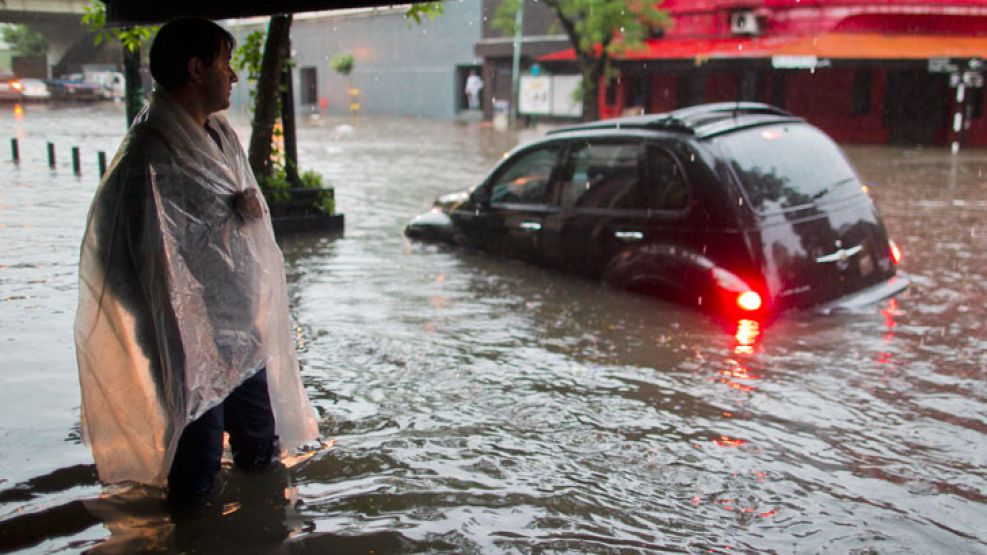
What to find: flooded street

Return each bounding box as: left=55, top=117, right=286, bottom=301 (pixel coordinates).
left=1, top=103, right=985, bottom=553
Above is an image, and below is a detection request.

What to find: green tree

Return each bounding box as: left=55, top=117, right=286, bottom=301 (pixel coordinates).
left=405, top=2, right=445, bottom=25
left=494, top=0, right=669, bottom=121
left=1, top=24, right=48, bottom=57
left=81, top=2, right=158, bottom=126
left=245, top=14, right=293, bottom=184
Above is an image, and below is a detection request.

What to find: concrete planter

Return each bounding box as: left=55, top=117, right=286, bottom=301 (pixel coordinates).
left=268, top=187, right=345, bottom=235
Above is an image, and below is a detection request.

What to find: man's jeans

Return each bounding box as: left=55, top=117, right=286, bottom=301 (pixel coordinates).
left=167, top=368, right=278, bottom=507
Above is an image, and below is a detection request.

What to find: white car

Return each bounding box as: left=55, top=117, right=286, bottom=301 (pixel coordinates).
left=19, top=79, right=51, bottom=101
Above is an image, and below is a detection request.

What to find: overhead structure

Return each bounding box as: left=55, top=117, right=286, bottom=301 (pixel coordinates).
left=102, top=0, right=428, bottom=23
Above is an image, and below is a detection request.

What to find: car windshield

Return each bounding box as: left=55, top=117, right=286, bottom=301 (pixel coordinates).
left=715, top=124, right=858, bottom=212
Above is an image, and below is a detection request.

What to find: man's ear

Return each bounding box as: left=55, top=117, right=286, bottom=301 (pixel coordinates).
left=187, top=57, right=206, bottom=85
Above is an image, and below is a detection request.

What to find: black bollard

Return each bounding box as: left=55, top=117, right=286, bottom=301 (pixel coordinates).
left=47, top=142, right=55, bottom=169
left=72, top=147, right=81, bottom=175
left=97, top=151, right=107, bottom=178
left=11, top=138, right=19, bottom=163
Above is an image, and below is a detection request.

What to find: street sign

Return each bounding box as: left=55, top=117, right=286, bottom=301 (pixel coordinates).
left=928, top=57, right=982, bottom=74
left=771, top=55, right=830, bottom=70
left=929, top=57, right=960, bottom=73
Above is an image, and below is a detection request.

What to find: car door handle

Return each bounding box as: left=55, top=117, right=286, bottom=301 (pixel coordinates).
left=614, top=230, right=644, bottom=242
left=519, top=221, right=542, bottom=232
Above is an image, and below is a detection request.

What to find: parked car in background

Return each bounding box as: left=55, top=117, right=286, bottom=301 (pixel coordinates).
left=405, top=102, right=909, bottom=319
left=0, top=72, right=24, bottom=101
left=19, top=78, right=51, bottom=101
left=80, top=70, right=125, bottom=100
left=47, top=74, right=103, bottom=100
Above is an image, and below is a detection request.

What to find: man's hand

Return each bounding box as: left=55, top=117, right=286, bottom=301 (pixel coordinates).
left=234, top=188, right=264, bottom=221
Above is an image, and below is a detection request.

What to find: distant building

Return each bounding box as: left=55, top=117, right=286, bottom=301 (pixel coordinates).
left=474, top=0, right=571, bottom=120
left=230, top=1, right=484, bottom=121
left=489, top=0, right=987, bottom=147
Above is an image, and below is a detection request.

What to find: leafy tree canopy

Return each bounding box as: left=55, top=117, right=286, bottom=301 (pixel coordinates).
left=1, top=24, right=48, bottom=57
left=493, top=0, right=669, bottom=120
left=82, top=1, right=158, bottom=53
left=405, top=2, right=445, bottom=25
left=494, top=0, right=667, bottom=58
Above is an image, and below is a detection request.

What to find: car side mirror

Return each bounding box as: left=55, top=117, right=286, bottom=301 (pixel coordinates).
left=469, top=187, right=489, bottom=208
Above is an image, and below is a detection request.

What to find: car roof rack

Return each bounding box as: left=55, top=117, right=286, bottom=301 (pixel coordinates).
left=546, top=102, right=797, bottom=137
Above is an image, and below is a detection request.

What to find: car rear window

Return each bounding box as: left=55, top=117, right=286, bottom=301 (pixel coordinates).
left=715, top=124, right=857, bottom=212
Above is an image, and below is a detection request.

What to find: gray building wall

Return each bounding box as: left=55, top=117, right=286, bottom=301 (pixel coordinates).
left=229, top=1, right=483, bottom=120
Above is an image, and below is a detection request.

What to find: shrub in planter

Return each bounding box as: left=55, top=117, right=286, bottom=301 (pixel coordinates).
left=259, top=166, right=335, bottom=218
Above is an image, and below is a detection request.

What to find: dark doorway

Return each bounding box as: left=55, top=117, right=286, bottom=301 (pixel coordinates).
left=884, top=70, right=949, bottom=145
left=676, top=72, right=707, bottom=107
left=300, top=66, right=318, bottom=105
left=457, top=64, right=483, bottom=112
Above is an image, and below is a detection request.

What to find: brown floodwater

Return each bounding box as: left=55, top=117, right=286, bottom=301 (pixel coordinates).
left=0, top=102, right=984, bottom=553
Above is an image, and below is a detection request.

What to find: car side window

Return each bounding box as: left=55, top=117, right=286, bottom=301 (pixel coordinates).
left=644, top=145, right=690, bottom=211
left=561, top=142, right=645, bottom=209
left=489, top=146, right=560, bottom=205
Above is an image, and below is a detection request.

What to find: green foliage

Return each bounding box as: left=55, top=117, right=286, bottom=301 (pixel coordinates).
left=330, top=52, right=355, bottom=76
left=258, top=165, right=335, bottom=215
left=82, top=2, right=157, bottom=53
left=233, top=23, right=332, bottom=215
left=1, top=24, right=48, bottom=57
left=405, top=2, right=445, bottom=25
left=493, top=0, right=668, bottom=118
left=232, top=30, right=266, bottom=84
left=493, top=0, right=667, bottom=57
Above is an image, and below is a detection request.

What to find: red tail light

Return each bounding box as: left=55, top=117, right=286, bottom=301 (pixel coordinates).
left=11, top=80, right=23, bottom=91
left=736, top=291, right=762, bottom=312
left=888, top=239, right=902, bottom=265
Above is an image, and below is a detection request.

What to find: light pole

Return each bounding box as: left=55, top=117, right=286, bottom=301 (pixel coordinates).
left=510, top=0, right=525, bottom=125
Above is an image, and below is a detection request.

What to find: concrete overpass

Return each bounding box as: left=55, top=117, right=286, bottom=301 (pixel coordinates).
left=0, top=0, right=112, bottom=76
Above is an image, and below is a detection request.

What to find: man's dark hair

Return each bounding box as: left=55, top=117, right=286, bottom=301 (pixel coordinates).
left=149, top=18, right=235, bottom=91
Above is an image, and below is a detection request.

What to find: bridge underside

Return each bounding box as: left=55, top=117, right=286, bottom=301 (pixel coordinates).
left=0, top=10, right=113, bottom=77
left=104, top=0, right=431, bottom=23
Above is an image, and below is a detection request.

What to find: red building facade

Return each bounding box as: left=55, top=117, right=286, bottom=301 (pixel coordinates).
left=540, top=0, right=987, bottom=147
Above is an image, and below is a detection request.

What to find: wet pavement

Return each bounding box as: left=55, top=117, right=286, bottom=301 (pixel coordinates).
left=0, top=102, right=985, bottom=553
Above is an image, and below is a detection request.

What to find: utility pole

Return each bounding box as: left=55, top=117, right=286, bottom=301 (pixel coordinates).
left=510, top=0, right=525, bottom=126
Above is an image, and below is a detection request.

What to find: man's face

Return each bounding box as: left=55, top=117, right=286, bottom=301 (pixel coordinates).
left=201, top=39, right=238, bottom=114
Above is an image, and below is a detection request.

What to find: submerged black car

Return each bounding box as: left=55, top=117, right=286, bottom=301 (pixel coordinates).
left=406, top=102, right=908, bottom=318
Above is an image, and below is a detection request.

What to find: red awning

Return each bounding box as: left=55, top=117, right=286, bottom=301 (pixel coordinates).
left=773, top=32, right=987, bottom=59
left=539, top=33, right=987, bottom=64
left=538, top=37, right=789, bottom=63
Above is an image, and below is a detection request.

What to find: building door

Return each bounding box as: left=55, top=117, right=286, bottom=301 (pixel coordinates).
left=300, top=67, right=318, bottom=106
left=884, top=70, right=949, bottom=145
left=457, top=65, right=483, bottom=112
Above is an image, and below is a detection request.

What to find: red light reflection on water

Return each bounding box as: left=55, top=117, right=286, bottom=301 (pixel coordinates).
left=881, top=298, right=897, bottom=339
left=878, top=298, right=898, bottom=365
left=733, top=319, right=760, bottom=355
left=713, top=435, right=746, bottom=447
left=13, top=104, right=24, bottom=121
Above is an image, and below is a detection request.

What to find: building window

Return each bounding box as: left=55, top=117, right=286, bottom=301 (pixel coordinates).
left=852, top=70, right=871, bottom=116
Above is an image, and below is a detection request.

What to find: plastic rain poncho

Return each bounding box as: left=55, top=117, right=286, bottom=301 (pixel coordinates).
left=75, top=91, right=319, bottom=486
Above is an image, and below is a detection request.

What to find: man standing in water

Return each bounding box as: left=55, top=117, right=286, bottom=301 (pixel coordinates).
left=74, top=18, right=319, bottom=509
left=465, top=69, right=483, bottom=110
